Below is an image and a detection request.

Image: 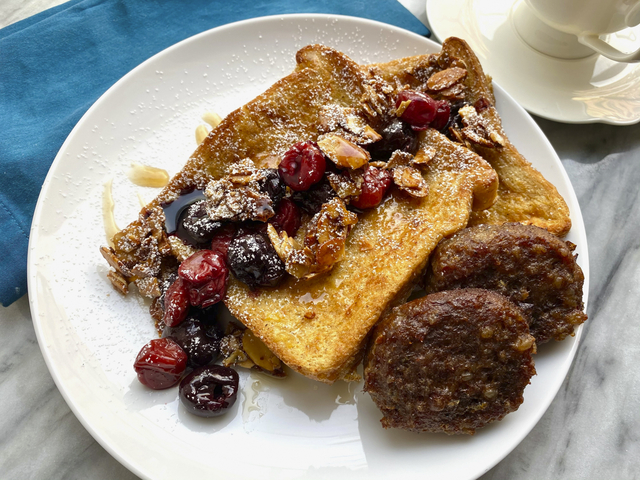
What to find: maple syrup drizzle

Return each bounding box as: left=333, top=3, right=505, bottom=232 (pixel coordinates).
left=127, top=162, right=170, bottom=188
left=102, top=179, right=119, bottom=247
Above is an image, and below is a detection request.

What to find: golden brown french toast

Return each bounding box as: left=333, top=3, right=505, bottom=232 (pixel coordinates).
left=226, top=129, right=497, bottom=382
left=370, top=37, right=571, bottom=236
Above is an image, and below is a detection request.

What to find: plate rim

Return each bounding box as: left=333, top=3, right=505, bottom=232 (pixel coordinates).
left=28, top=12, right=589, bottom=480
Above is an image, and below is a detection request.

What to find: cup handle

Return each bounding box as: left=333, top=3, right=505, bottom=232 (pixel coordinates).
left=577, top=35, right=640, bottom=63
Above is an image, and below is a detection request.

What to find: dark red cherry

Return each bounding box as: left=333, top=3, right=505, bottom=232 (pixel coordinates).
left=396, top=90, right=438, bottom=131
left=178, top=250, right=228, bottom=309
left=278, top=141, right=326, bottom=191
left=133, top=338, right=187, bottom=390
left=270, top=197, right=302, bottom=237
left=431, top=100, right=451, bottom=131
left=351, top=166, right=393, bottom=209
left=163, top=278, right=190, bottom=327
left=179, top=365, right=239, bottom=417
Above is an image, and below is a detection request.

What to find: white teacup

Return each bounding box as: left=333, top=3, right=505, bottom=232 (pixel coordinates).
left=516, top=0, right=640, bottom=62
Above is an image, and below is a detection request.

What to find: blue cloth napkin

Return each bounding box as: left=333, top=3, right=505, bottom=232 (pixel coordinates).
left=0, top=0, right=429, bottom=307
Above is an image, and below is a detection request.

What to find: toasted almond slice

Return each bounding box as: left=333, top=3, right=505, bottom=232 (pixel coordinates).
left=107, top=270, right=129, bottom=295
left=427, top=67, right=467, bottom=91
left=393, top=165, right=429, bottom=197
left=413, top=144, right=437, bottom=165
left=317, top=134, right=370, bottom=170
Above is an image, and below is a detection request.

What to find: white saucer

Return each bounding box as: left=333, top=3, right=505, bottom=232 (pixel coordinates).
left=427, top=0, right=640, bottom=124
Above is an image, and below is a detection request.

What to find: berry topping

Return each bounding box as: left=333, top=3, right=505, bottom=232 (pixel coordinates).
left=396, top=90, right=438, bottom=131
left=227, top=231, right=286, bottom=288
left=351, top=166, right=393, bottom=210
left=179, top=365, right=240, bottom=417
left=291, top=179, right=337, bottom=215
left=367, top=118, right=418, bottom=161
left=164, top=317, right=221, bottom=368
left=431, top=100, right=452, bottom=131
left=134, top=338, right=187, bottom=390
left=278, top=141, right=326, bottom=191
left=178, top=250, right=228, bottom=309
left=210, top=223, right=237, bottom=258
left=270, top=197, right=302, bottom=237
left=258, top=168, right=286, bottom=205
left=179, top=250, right=225, bottom=285
left=163, top=277, right=190, bottom=327
left=179, top=200, right=223, bottom=246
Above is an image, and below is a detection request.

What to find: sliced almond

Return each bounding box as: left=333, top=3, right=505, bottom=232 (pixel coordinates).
left=413, top=145, right=437, bottom=166
left=317, top=134, right=370, bottom=170
left=167, top=235, right=197, bottom=262
left=427, top=67, right=467, bottom=91
left=135, top=276, right=161, bottom=298
left=438, top=82, right=466, bottom=101
left=107, top=270, right=129, bottom=295
left=387, top=150, right=414, bottom=169
left=326, top=170, right=363, bottom=200
left=393, top=166, right=429, bottom=198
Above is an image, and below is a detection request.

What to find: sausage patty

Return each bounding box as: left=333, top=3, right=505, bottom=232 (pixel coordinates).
left=424, top=222, right=587, bottom=343
left=364, top=288, right=536, bottom=434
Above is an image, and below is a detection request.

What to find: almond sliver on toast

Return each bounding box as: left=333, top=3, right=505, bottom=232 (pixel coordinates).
left=370, top=37, right=571, bottom=236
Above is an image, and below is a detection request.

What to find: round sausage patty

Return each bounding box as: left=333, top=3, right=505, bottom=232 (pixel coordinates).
left=425, top=222, right=587, bottom=344
left=364, top=288, right=536, bottom=434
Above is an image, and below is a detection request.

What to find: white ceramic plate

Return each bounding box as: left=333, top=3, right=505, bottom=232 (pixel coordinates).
left=427, top=0, right=640, bottom=125
left=28, top=14, right=589, bottom=480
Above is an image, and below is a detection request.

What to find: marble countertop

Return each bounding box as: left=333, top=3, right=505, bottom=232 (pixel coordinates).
left=1, top=1, right=638, bottom=479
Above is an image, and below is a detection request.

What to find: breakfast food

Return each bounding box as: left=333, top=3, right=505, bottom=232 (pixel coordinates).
left=102, top=41, right=502, bottom=383
left=370, top=37, right=571, bottom=236
left=101, top=35, right=585, bottom=432
left=424, top=223, right=587, bottom=343
left=364, top=289, right=536, bottom=434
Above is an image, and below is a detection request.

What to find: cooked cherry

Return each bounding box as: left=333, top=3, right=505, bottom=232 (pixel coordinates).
left=210, top=223, right=237, bottom=258
left=134, top=338, right=187, bottom=390
left=430, top=100, right=451, bottom=131
left=278, top=141, right=326, bottom=191
left=367, top=118, right=418, bottom=161
left=179, top=200, right=223, bottom=246
left=474, top=97, right=492, bottom=112
left=351, top=166, right=393, bottom=209
left=258, top=168, right=286, bottom=205
left=164, top=317, right=221, bottom=368
left=227, top=231, right=286, bottom=288
left=445, top=101, right=468, bottom=141
left=179, top=250, right=225, bottom=285
left=396, top=90, right=438, bottom=131
left=178, top=250, right=228, bottom=308
left=291, top=179, right=337, bottom=215
left=179, top=365, right=239, bottom=417
left=270, top=197, right=301, bottom=236
left=163, top=277, right=190, bottom=327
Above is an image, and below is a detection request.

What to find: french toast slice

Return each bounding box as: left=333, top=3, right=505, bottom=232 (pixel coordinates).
left=101, top=43, right=500, bottom=383
left=226, top=129, right=497, bottom=382
left=370, top=37, right=571, bottom=236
